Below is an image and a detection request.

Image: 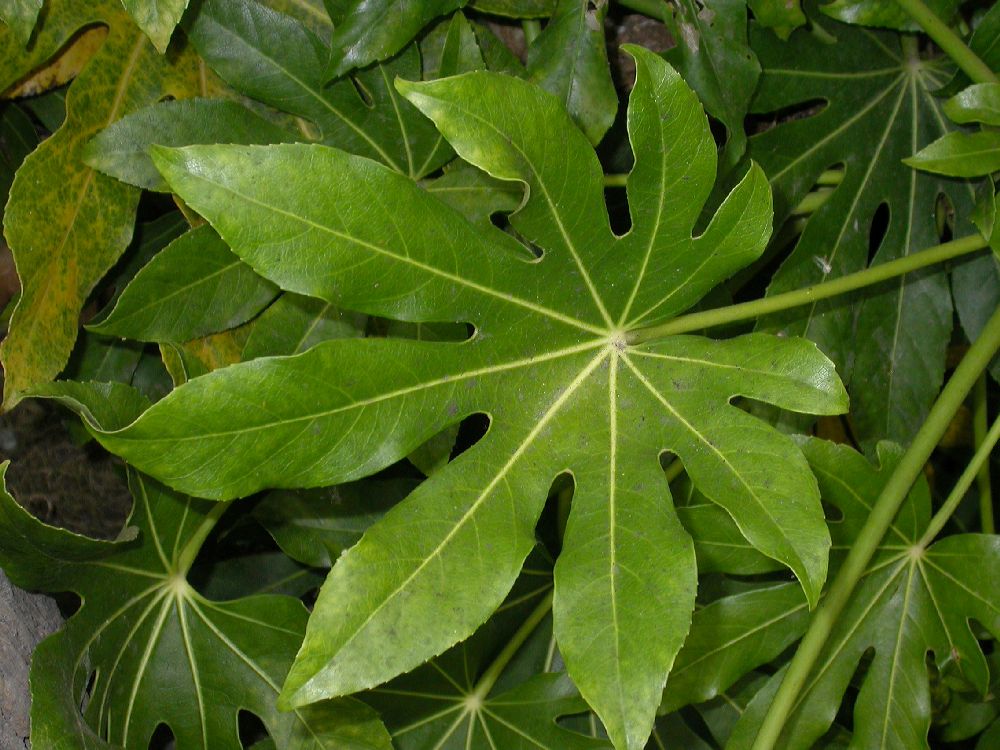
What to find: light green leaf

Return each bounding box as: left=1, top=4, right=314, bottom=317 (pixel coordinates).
left=323, top=0, right=467, bottom=80
left=187, top=0, right=448, bottom=178
left=527, top=0, right=617, bottom=145
left=0, top=464, right=392, bottom=749
left=904, top=130, right=1000, bottom=177
left=944, top=83, right=1000, bottom=126
left=87, top=226, right=279, bottom=343
left=0, top=0, right=42, bottom=44
left=747, top=0, right=806, bottom=39
left=421, top=161, right=522, bottom=228
left=729, top=439, right=1000, bottom=749
left=84, top=99, right=298, bottom=191
left=242, top=292, right=366, bottom=360
left=821, top=0, right=959, bottom=30
left=121, top=0, right=189, bottom=52
left=50, top=49, right=845, bottom=750
left=665, top=0, right=760, bottom=168
left=750, top=12, right=974, bottom=450
left=0, top=0, right=205, bottom=408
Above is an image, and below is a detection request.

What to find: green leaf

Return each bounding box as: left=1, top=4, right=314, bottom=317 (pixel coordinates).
left=904, top=130, right=1000, bottom=177
left=943, top=83, right=1000, bottom=126
left=0, top=464, right=392, bottom=749
left=242, top=292, right=366, bottom=360
left=0, top=0, right=42, bottom=44
left=121, top=0, right=189, bottom=52
left=940, top=2, right=1000, bottom=96
left=421, top=161, right=522, bottom=228
left=820, top=0, right=959, bottom=30
left=469, top=0, right=554, bottom=17
left=0, top=0, right=205, bottom=408
left=87, top=226, right=279, bottom=343
left=84, top=99, right=298, bottom=191
left=526, top=0, right=617, bottom=145
left=0, top=102, right=39, bottom=205
left=323, top=0, right=468, bottom=79
left=747, top=0, right=806, bottom=39
left=750, top=13, right=974, bottom=450
left=53, top=49, right=846, bottom=750
left=729, top=439, right=1000, bottom=749
left=187, top=0, right=448, bottom=178
left=665, top=0, right=761, bottom=169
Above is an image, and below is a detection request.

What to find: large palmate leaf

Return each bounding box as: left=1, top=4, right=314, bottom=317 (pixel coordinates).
left=750, top=8, right=976, bottom=449
left=0, top=462, right=392, bottom=749
left=47, top=48, right=847, bottom=750
left=0, top=0, right=206, bottom=408
left=718, top=438, right=1000, bottom=749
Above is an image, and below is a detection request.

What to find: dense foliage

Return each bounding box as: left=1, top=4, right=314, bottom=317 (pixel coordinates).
left=1, top=0, right=1000, bottom=748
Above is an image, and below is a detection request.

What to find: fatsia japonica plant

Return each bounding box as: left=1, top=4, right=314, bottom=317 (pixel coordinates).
left=1, top=0, right=1000, bottom=749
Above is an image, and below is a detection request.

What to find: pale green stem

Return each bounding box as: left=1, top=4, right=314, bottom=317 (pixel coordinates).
left=626, top=233, right=988, bottom=343
left=522, top=19, right=541, bottom=45
left=751, top=302, right=1000, bottom=750
left=790, top=188, right=834, bottom=217
left=918, top=412, right=1000, bottom=547
left=604, top=173, right=628, bottom=188
left=615, top=0, right=670, bottom=20
left=894, top=0, right=999, bottom=84
left=814, top=169, right=844, bottom=187
left=174, top=501, right=232, bottom=576
left=974, top=375, right=996, bottom=534
left=472, top=590, right=554, bottom=701
left=663, top=457, right=685, bottom=484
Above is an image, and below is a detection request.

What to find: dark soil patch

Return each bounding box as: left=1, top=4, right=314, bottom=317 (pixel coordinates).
left=0, top=400, right=132, bottom=539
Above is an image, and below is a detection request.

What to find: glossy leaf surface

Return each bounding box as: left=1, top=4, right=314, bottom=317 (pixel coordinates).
left=904, top=130, right=1000, bottom=177
left=750, top=13, right=974, bottom=449
left=49, top=50, right=846, bottom=750
left=0, top=464, right=392, bottom=749
left=821, top=0, right=959, bottom=30
left=944, top=82, right=1000, bottom=126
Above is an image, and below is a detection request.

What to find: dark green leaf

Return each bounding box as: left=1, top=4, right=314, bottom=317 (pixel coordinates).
left=469, top=0, right=554, bottom=17
left=939, top=2, right=1000, bottom=96
left=87, top=226, right=279, bottom=343
left=323, top=0, right=468, bottom=80
left=0, top=103, right=38, bottom=203
left=527, top=0, right=617, bottom=145
left=750, top=13, right=974, bottom=450
left=49, top=49, right=846, bottom=750
left=85, top=99, right=298, bottom=191
left=0, top=465, right=392, bottom=749
left=665, top=0, right=760, bottom=169
left=242, top=293, right=366, bottom=360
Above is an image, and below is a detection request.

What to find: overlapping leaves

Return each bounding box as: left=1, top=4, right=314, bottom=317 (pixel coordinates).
left=0, top=461, right=391, bottom=749
left=44, top=47, right=848, bottom=749
left=750, top=6, right=976, bottom=448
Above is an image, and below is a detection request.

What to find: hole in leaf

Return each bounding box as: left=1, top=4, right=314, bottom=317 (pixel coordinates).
left=349, top=75, right=374, bottom=108
left=867, top=201, right=890, bottom=264
left=747, top=98, right=828, bottom=136
left=450, top=413, right=491, bottom=460
left=239, top=710, right=269, bottom=748
left=556, top=709, right=608, bottom=739
left=605, top=186, right=631, bottom=236
left=148, top=722, right=175, bottom=750
left=706, top=114, right=728, bottom=150
left=536, top=471, right=574, bottom=555
left=936, top=192, right=955, bottom=243
left=79, top=669, right=97, bottom=714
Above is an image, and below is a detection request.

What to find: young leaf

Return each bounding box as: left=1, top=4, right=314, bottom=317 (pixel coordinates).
left=750, top=12, right=974, bottom=449
left=0, top=0, right=205, bottom=408
left=904, top=130, right=1000, bottom=177
left=0, top=464, right=392, bottom=749
left=187, top=0, right=447, bottom=178
left=87, top=226, right=279, bottom=343
left=0, top=0, right=42, bottom=45
left=526, top=0, right=617, bottom=145
left=728, top=439, right=1000, bottom=749
left=121, top=0, right=189, bottom=52
left=943, top=82, right=1000, bottom=126
left=51, top=49, right=846, bottom=750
